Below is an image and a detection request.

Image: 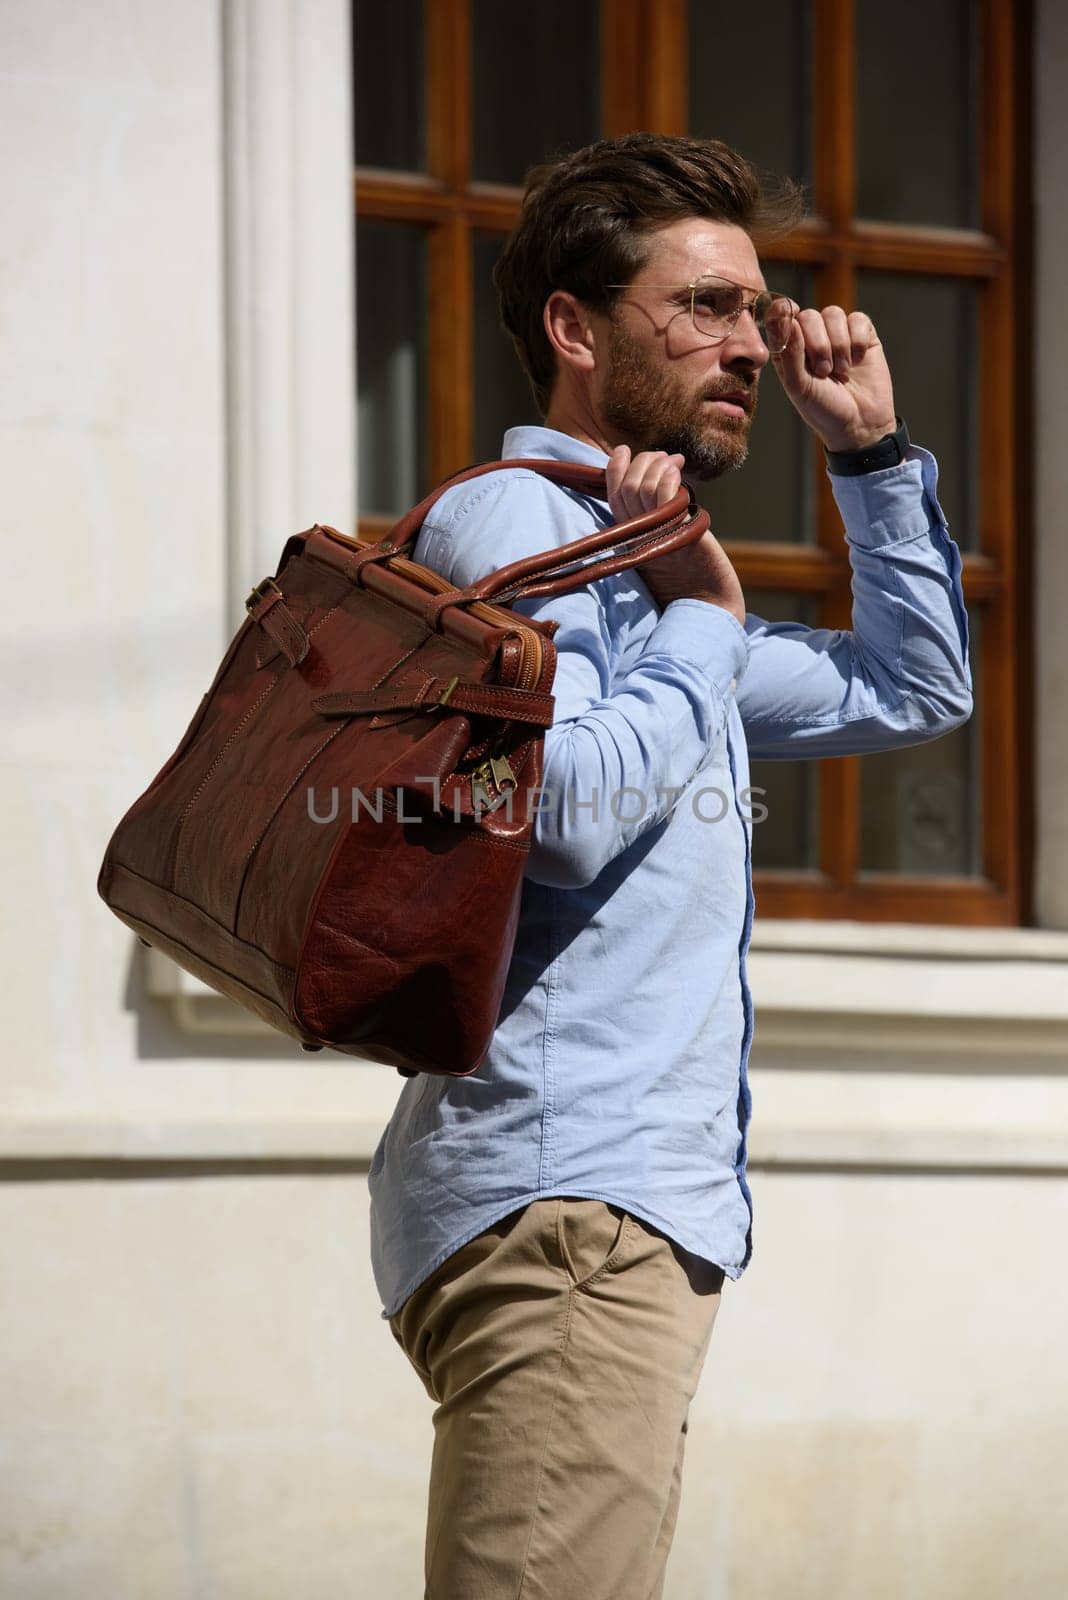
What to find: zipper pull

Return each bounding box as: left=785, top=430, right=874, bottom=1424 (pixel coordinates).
left=470, top=752, right=518, bottom=811
left=471, top=760, right=495, bottom=811
left=489, top=754, right=517, bottom=792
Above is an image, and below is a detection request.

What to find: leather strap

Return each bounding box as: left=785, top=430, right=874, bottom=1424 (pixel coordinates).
left=367, top=460, right=706, bottom=601
left=311, top=674, right=556, bottom=727
left=825, top=415, right=910, bottom=476
left=245, top=579, right=309, bottom=667
left=253, top=457, right=709, bottom=654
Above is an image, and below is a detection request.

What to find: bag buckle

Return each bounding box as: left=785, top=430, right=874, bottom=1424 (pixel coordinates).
left=245, top=577, right=283, bottom=614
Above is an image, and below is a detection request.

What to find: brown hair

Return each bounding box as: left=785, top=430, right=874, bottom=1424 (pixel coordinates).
left=493, top=132, right=808, bottom=416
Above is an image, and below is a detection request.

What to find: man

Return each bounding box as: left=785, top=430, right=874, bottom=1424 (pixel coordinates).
left=369, top=133, right=971, bottom=1599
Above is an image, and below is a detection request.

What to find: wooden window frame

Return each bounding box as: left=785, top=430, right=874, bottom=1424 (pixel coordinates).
left=354, top=0, right=1032, bottom=927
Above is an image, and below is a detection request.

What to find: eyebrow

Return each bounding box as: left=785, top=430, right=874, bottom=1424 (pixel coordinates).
left=660, top=275, right=771, bottom=296
left=625, top=274, right=775, bottom=300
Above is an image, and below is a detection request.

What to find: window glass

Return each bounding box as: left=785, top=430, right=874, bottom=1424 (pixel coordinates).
left=353, top=0, right=426, bottom=171
left=356, top=223, right=429, bottom=515
left=689, top=0, right=812, bottom=197
left=471, top=0, right=600, bottom=185
left=856, top=0, right=980, bottom=227
left=856, top=269, right=980, bottom=552
left=745, top=589, right=819, bottom=871
left=473, top=233, right=543, bottom=460
left=858, top=610, right=982, bottom=876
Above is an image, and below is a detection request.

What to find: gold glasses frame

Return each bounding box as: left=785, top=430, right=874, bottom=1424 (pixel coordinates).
left=603, top=273, right=796, bottom=355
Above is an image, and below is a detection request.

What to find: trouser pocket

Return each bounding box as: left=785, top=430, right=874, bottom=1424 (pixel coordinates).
left=556, top=1198, right=632, bottom=1290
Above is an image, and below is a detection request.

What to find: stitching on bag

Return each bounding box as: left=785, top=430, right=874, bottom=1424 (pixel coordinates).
left=107, top=857, right=296, bottom=978
left=461, top=830, right=530, bottom=852
left=173, top=585, right=431, bottom=897
left=172, top=674, right=281, bottom=893
left=306, top=588, right=427, bottom=693
left=231, top=720, right=350, bottom=937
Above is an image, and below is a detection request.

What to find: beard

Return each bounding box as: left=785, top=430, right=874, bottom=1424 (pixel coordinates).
left=599, top=315, right=754, bottom=481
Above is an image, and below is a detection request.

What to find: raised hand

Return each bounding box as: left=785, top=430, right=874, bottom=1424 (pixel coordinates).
left=770, top=300, right=898, bottom=454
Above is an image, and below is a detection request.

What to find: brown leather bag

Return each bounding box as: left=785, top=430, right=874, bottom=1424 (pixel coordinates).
left=97, top=458, right=709, bottom=1077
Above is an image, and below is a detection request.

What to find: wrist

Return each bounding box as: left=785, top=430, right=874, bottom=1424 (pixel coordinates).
left=823, top=415, right=910, bottom=476
left=820, top=419, right=897, bottom=451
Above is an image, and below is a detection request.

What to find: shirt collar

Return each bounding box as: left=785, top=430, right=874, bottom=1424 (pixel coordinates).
left=501, top=424, right=610, bottom=469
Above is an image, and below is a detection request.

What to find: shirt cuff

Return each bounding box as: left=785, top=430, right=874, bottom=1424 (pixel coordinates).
left=827, top=446, right=942, bottom=549
left=643, top=598, right=750, bottom=698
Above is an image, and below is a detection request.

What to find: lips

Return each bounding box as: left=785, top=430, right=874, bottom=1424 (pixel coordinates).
left=709, top=391, right=752, bottom=413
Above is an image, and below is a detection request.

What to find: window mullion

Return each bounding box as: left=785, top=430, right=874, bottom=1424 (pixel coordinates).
left=601, top=0, right=642, bottom=136
left=636, top=0, right=688, bottom=135
left=813, top=0, right=855, bottom=228
left=426, top=0, right=473, bottom=481
left=813, top=0, right=860, bottom=889
left=976, top=0, right=1025, bottom=917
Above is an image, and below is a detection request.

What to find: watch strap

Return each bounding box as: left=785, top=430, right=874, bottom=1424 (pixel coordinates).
left=825, top=415, right=910, bottom=476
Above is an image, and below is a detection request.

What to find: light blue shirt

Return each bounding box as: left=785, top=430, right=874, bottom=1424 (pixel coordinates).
left=368, top=424, right=972, bottom=1319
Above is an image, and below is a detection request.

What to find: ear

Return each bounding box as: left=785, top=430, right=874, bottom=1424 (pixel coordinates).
left=543, top=290, right=598, bottom=379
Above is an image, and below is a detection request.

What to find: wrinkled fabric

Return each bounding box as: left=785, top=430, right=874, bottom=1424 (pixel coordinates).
left=388, top=1197, right=724, bottom=1600
left=369, top=424, right=972, bottom=1321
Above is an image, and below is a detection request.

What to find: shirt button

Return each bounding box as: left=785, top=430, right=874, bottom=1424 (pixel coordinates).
left=728, top=676, right=737, bottom=694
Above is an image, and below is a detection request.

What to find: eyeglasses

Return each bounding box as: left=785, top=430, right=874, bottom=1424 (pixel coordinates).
left=604, top=274, right=795, bottom=355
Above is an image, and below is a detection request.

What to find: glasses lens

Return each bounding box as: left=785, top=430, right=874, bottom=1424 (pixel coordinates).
left=691, top=279, right=793, bottom=353
left=691, top=280, right=743, bottom=338
left=758, top=293, right=793, bottom=354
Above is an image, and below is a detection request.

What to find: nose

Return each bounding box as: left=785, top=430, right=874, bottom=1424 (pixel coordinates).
left=720, top=306, right=772, bottom=368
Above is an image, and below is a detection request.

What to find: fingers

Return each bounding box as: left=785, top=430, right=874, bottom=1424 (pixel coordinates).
left=606, top=445, right=686, bottom=522
left=773, top=306, right=878, bottom=381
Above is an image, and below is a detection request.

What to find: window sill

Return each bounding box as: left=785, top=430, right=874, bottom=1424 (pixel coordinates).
left=747, top=919, right=1068, bottom=1057
left=109, top=925, right=1068, bottom=1175
left=143, top=922, right=1068, bottom=1059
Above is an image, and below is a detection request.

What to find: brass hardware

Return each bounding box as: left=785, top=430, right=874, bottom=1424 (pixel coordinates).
left=470, top=752, right=518, bottom=810
left=246, top=576, right=282, bottom=613
left=437, top=674, right=460, bottom=708
left=470, top=761, right=495, bottom=811
left=489, top=754, right=518, bottom=792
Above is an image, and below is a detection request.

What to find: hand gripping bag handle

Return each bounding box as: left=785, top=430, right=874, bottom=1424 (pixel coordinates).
left=356, top=458, right=710, bottom=623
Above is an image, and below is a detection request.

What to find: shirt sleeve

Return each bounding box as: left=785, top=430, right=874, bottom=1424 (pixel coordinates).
left=737, top=443, right=973, bottom=759
left=414, top=471, right=750, bottom=889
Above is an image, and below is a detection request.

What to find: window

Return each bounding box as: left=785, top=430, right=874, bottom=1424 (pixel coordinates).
left=353, top=0, right=1031, bottom=926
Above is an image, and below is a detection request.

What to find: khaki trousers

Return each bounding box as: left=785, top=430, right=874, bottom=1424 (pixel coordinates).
left=388, top=1196, right=725, bottom=1600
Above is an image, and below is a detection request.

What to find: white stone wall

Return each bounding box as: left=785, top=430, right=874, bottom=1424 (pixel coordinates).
left=1, top=0, right=1066, bottom=1595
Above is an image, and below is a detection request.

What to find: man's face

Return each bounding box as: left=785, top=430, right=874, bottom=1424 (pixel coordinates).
left=595, top=218, right=774, bottom=481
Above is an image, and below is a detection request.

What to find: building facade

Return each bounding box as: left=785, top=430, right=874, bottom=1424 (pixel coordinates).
left=2, top=1, right=1067, bottom=1593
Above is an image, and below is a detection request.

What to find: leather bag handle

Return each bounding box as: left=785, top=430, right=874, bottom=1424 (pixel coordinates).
left=363, top=457, right=709, bottom=625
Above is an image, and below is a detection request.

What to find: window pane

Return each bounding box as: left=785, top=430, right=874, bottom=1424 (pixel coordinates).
left=856, top=0, right=980, bottom=227
left=473, top=234, right=543, bottom=460
left=858, top=610, right=982, bottom=876
left=356, top=223, right=428, bottom=515
left=352, top=0, right=426, bottom=171
left=471, top=0, right=600, bottom=185
left=694, top=265, right=817, bottom=544
left=856, top=270, right=979, bottom=552
left=745, top=589, right=819, bottom=871
left=688, top=0, right=812, bottom=196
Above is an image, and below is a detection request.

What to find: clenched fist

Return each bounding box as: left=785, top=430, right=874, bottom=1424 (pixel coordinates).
left=605, top=445, right=746, bottom=626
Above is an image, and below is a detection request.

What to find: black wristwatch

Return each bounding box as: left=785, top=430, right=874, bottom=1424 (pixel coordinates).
left=824, top=415, right=910, bottom=476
